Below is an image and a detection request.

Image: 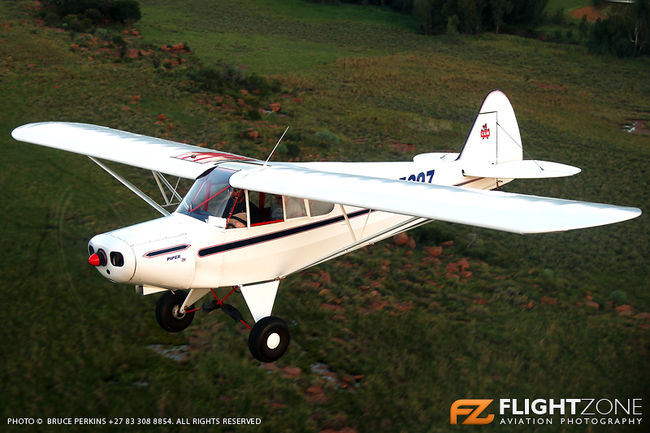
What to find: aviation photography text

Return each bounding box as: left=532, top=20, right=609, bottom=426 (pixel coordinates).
left=451, top=397, right=644, bottom=426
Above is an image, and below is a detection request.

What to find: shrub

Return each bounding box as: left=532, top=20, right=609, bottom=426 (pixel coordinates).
left=62, top=14, right=93, bottom=32
left=609, top=290, right=627, bottom=305
left=40, top=0, right=141, bottom=30
left=109, top=0, right=141, bottom=23
left=315, top=130, right=341, bottom=146
left=187, top=64, right=280, bottom=95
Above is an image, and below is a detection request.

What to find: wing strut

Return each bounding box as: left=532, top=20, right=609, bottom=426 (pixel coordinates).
left=339, top=204, right=357, bottom=243
left=151, top=171, right=183, bottom=207
left=88, top=157, right=170, bottom=216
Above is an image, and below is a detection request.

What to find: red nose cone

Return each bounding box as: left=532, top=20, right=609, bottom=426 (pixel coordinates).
left=88, top=253, right=101, bottom=266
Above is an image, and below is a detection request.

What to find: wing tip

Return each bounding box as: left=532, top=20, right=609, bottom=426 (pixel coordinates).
left=11, top=123, right=34, bottom=140
left=12, top=121, right=68, bottom=141
left=520, top=206, right=642, bottom=234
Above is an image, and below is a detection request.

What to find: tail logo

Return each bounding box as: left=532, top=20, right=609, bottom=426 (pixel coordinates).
left=480, top=124, right=490, bottom=140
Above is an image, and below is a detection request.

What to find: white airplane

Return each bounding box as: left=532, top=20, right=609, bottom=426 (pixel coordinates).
left=12, top=91, right=641, bottom=362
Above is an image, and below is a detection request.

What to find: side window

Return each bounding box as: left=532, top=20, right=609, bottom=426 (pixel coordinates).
left=248, top=191, right=284, bottom=226
left=223, top=189, right=247, bottom=229
left=284, top=196, right=307, bottom=219
left=308, top=200, right=335, bottom=217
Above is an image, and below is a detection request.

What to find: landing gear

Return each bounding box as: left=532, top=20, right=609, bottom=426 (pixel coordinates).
left=203, top=291, right=290, bottom=362
left=156, top=291, right=195, bottom=332
left=154, top=284, right=290, bottom=362
left=248, top=316, right=290, bottom=363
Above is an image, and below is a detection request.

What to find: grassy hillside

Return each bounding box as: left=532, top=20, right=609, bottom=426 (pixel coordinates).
left=1, top=0, right=648, bottom=432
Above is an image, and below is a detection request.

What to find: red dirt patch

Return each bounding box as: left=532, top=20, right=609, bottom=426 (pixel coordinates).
left=571, top=6, right=605, bottom=22
left=533, top=81, right=567, bottom=92
left=386, top=142, right=415, bottom=153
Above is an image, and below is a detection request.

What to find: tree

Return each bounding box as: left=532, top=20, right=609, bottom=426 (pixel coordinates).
left=413, top=0, right=434, bottom=34
left=489, top=0, right=514, bottom=34
left=630, top=0, right=650, bottom=54
left=588, top=0, right=650, bottom=57
left=579, top=15, right=589, bottom=41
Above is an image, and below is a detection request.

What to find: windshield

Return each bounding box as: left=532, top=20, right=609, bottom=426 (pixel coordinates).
left=176, top=167, right=244, bottom=227
left=176, top=166, right=336, bottom=228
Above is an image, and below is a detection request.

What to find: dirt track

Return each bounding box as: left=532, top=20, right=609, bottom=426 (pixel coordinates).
left=571, top=6, right=606, bottom=22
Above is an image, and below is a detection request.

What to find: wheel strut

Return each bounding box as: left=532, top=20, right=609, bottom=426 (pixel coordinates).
left=156, top=291, right=195, bottom=332
left=197, top=286, right=290, bottom=362
left=201, top=287, right=252, bottom=330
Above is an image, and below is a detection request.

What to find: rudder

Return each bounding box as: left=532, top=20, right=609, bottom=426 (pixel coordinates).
left=458, top=90, right=523, bottom=165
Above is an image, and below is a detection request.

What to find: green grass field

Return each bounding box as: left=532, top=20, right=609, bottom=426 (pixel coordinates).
left=1, top=0, right=648, bottom=432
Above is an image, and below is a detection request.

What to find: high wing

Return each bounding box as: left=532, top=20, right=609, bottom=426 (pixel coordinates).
left=12, top=122, right=641, bottom=234
left=11, top=122, right=252, bottom=179
left=229, top=164, right=641, bottom=234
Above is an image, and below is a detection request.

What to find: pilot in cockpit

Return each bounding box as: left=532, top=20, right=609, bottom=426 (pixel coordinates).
left=223, top=189, right=247, bottom=228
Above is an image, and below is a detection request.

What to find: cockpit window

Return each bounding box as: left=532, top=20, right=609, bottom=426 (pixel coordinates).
left=176, top=167, right=246, bottom=228
left=284, top=196, right=307, bottom=219
left=309, top=200, right=335, bottom=216
left=248, top=191, right=284, bottom=226
left=177, top=166, right=335, bottom=228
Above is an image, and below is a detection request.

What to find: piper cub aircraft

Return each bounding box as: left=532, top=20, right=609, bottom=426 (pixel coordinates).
left=12, top=91, right=641, bottom=362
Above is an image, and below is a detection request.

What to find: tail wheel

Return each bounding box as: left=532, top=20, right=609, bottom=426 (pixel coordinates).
left=248, top=316, right=290, bottom=363
left=156, top=291, right=195, bottom=332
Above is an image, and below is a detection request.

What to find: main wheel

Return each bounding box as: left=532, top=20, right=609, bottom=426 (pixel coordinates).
left=248, top=316, right=290, bottom=363
left=156, top=291, right=195, bottom=332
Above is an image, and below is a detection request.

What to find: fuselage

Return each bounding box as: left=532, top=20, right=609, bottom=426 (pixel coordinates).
left=88, top=153, right=511, bottom=291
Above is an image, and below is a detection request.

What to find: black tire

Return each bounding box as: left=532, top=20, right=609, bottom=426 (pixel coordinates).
left=248, top=316, right=290, bottom=363
left=155, top=291, right=195, bottom=332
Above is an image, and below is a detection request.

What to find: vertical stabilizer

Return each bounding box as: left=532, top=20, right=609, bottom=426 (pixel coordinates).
left=458, top=90, right=522, bottom=166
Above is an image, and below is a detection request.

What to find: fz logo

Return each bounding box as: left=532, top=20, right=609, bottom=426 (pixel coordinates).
left=480, top=124, right=490, bottom=139
left=450, top=399, right=494, bottom=425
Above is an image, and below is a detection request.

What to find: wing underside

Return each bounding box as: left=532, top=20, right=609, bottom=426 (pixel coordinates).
left=12, top=122, right=252, bottom=179
left=228, top=164, right=641, bottom=234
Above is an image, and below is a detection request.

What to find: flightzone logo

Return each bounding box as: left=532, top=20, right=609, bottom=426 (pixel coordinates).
left=450, top=398, right=644, bottom=426
left=450, top=400, right=494, bottom=425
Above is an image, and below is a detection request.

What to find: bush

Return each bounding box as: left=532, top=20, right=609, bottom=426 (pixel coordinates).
left=111, top=34, right=126, bottom=47
left=40, top=0, right=141, bottom=29
left=609, top=290, right=627, bottom=305
left=187, top=64, right=280, bottom=95
left=62, top=14, right=93, bottom=32
left=109, top=0, right=141, bottom=23
left=550, top=8, right=565, bottom=25
left=315, top=130, right=341, bottom=146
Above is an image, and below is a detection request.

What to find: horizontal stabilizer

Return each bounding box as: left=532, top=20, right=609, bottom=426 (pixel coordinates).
left=462, top=160, right=581, bottom=179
